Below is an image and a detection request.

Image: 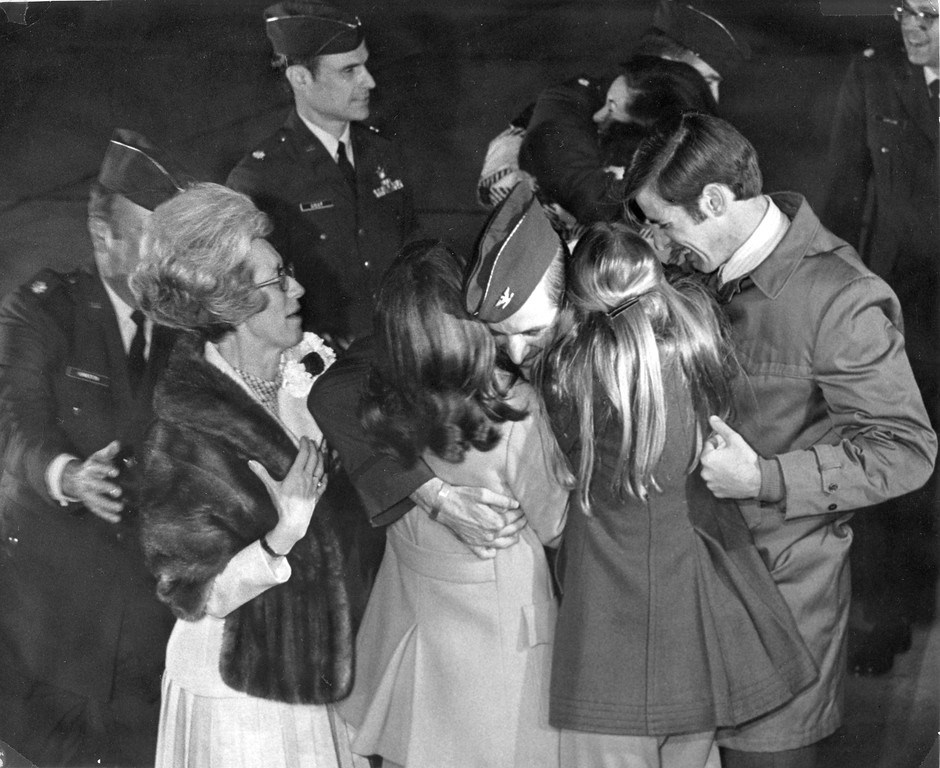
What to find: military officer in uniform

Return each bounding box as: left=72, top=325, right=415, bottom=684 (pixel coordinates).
left=823, top=0, right=940, bottom=677
left=0, top=130, right=188, bottom=766
left=227, top=0, right=416, bottom=348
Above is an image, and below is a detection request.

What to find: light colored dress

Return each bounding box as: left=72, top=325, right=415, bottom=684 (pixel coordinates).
left=338, top=381, right=568, bottom=768
left=154, top=342, right=367, bottom=768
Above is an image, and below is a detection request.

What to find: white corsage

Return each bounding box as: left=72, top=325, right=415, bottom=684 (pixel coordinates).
left=280, top=332, right=336, bottom=398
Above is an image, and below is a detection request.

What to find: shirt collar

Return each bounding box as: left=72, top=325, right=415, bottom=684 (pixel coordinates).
left=718, top=196, right=789, bottom=287
left=924, top=66, right=939, bottom=87
left=298, top=114, right=352, bottom=163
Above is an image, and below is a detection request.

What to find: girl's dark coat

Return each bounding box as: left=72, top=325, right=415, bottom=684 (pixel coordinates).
left=139, top=335, right=353, bottom=704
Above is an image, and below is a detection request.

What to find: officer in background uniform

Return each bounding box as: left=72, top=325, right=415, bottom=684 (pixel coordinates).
left=823, top=0, right=940, bottom=677
left=0, top=130, right=187, bottom=766
left=227, top=0, right=417, bottom=348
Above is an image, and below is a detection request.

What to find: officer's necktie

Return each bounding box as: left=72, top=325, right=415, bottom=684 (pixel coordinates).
left=929, top=79, right=939, bottom=116
left=336, top=141, right=357, bottom=196
left=128, top=309, right=147, bottom=396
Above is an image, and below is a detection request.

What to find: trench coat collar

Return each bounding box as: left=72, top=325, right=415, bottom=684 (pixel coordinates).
left=743, top=192, right=847, bottom=302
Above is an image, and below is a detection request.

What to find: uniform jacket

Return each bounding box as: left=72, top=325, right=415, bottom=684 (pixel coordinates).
left=823, top=46, right=939, bottom=389
left=227, top=111, right=416, bottom=340
left=718, top=193, right=936, bottom=750
left=309, top=337, right=434, bottom=527
left=138, top=335, right=354, bottom=704
left=0, top=265, right=175, bottom=701
left=824, top=46, right=938, bottom=278
left=547, top=360, right=816, bottom=736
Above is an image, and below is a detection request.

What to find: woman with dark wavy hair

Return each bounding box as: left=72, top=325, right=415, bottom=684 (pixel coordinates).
left=542, top=222, right=818, bottom=768
left=336, top=240, right=569, bottom=768
left=131, top=182, right=364, bottom=768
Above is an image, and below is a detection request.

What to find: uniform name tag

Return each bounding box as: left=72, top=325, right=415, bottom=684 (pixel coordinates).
left=299, top=200, right=334, bottom=212
left=65, top=366, right=110, bottom=387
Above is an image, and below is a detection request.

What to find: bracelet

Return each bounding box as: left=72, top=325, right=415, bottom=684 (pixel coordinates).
left=260, top=535, right=288, bottom=559
left=429, top=483, right=450, bottom=522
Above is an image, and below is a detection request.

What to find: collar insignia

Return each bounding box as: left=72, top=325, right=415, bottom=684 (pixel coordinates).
left=252, top=150, right=266, bottom=160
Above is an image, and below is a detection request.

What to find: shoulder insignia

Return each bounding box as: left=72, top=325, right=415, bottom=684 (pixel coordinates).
left=31, top=280, right=48, bottom=295
left=863, top=47, right=875, bottom=58
left=577, top=77, right=590, bottom=87
left=252, top=150, right=266, bottom=160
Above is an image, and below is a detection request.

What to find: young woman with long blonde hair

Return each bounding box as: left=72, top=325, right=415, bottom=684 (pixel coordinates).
left=542, top=222, right=817, bottom=768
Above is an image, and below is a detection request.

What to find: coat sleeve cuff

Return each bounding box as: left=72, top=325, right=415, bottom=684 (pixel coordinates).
left=757, top=456, right=785, bottom=503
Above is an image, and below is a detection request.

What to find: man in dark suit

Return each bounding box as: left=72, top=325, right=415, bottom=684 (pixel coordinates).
left=0, top=130, right=187, bottom=767
left=227, top=0, right=416, bottom=348
left=823, top=0, right=939, bottom=676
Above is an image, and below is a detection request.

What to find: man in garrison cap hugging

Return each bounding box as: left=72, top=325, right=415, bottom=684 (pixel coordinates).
left=310, top=183, right=565, bottom=559
left=228, top=0, right=416, bottom=349
left=0, top=130, right=187, bottom=767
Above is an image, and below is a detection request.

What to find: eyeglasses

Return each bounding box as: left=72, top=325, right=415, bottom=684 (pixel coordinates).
left=253, top=263, right=295, bottom=292
left=893, top=4, right=939, bottom=23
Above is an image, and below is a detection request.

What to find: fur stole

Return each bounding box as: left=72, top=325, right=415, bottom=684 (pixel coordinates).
left=139, top=334, right=353, bottom=704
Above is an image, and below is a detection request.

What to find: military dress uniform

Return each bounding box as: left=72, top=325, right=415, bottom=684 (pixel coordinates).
left=823, top=44, right=940, bottom=671
left=227, top=111, right=416, bottom=341
left=0, top=265, right=176, bottom=766
left=825, top=44, right=939, bottom=399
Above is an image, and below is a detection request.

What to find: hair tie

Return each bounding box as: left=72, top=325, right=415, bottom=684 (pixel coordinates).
left=606, top=295, right=642, bottom=319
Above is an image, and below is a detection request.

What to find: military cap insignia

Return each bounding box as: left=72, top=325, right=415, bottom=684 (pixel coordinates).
left=466, top=182, right=562, bottom=323
left=496, top=287, right=515, bottom=310
left=252, top=150, right=266, bottom=160
left=372, top=165, right=404, bottom=198
left=31, top=280, right=48, bottom=294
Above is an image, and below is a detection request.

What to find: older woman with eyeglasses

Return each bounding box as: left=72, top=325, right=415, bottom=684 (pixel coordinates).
left=130, top=183, right=366, bottom=768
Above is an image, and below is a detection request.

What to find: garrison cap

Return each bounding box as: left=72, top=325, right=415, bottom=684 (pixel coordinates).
left=97, top=129, right=188, bottom=211
left=465, top=183, right=562, bottom=324
left=264, top=1, right=363, bottom=58
left=649, top=0, right=750, bottom=72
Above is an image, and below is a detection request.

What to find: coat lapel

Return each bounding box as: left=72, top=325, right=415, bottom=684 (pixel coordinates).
left=895, top=62, right=939, bottom=149
left=82, top=270, right=133, bottom=409
left=286, top=110, right=356, bottom=205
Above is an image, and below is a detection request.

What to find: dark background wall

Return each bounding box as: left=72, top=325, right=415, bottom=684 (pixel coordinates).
left=0, top=0, right=899, bottom=299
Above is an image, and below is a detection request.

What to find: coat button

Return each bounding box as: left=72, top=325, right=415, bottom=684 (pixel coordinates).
left=363, top=260, right=370, bottom=268
left=880, top=146, right=889, bottom=154
left=827, top=503, right=838, bottom=511
left=357, top=228, right=365, bottom=236
left=319, top=233, right=327, bottom=240
left=71, top=406, right=81, bottom=415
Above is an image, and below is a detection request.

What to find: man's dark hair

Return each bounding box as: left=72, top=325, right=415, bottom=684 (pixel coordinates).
left=626, top=112, right=762, bottom=222
left=272, top=51, right=321, bottom=78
